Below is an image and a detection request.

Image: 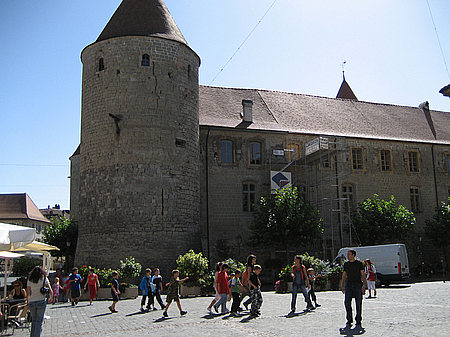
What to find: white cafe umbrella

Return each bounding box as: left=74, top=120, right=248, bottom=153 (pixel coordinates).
left=0, top=223, right=36, bottom=298
left=0, top=251, right=25, bottom=299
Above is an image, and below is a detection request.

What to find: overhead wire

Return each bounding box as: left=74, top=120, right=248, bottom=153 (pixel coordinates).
left=209, top=0, right=279, bottom=85
left=426, top=0, right=450, bottom=81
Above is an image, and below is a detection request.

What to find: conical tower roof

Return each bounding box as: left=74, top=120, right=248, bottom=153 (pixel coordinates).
left=336, top=75, right=358, bottom=100
left=96, top=0, right=188, bottom=46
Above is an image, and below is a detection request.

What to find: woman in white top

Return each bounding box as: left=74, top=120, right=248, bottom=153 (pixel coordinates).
left=27, top=266, right=53, bottom=337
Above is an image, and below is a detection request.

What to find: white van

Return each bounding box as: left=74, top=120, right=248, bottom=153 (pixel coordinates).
left=334, top=244, right=410, bottom=286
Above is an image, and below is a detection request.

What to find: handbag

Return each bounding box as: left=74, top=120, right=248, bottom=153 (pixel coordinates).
left=40, top=277, right=50, bottom=296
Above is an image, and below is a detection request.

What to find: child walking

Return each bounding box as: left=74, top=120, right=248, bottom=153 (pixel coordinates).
left=152, top=268, right=166, bottom=310
left=230, top=270, right=242, bottom=316
left=84, top=268, right=100, bottom=305
left=307, top=268, right=322, bottom=308
left=365, top=260, right=377, bottom=298
left=248, top=265, right=263, bottom=317
left=163, top=270, right=188, bottom=317
left=108, top=271, right=120, bottom=313
left=207, top=262, right=222, bottom=314
left=213, top=263, right=230, bottom=314
left=139, top=268, right=154, bottom=312
left=52, top=277, right=62, bottom=304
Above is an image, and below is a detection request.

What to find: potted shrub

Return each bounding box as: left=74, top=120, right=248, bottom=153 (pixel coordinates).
left=118, top=257, right=141, bottom=298
left=176, top=250, right=208, bottom=297
left=277, top=264, right=293, bottom=293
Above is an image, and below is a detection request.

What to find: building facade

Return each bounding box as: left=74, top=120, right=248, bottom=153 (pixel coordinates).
left=70, top=0, right=450, bottom=274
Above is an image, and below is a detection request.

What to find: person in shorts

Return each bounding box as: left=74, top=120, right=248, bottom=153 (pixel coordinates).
left=163, top=270, right=188, bottom=317
left=68, top=267, right=83, bottom=306
left=364, top=259, right=377, bottom=298
left=108, top=271, right=120, bottom=313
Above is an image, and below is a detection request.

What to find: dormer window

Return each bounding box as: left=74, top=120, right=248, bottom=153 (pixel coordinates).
left=142, top=54, right=150, bottom=67
left=98, top=58, right=105, bottom=71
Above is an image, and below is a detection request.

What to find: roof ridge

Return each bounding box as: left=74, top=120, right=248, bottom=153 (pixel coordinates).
left=200, top=85, right=449, bottom=113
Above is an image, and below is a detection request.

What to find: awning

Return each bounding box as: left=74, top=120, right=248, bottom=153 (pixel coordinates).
left=0, top=223, right=36, bottom=250
left=13, top=241, right=60, bottom=253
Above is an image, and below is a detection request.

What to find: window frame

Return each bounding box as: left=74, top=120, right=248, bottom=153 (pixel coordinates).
left=350, top=147, right=364, bottom=171
left=249, top=141, right=262, bottom=165
left=285, top=143, right=300, bottom=162
left=219, top=139, right=234, bottom=164
left=407, top=150, right=420, bottom=173
left=242, top=182, right=257, bottom=212
left=379, top=149, right=393, bottom=172
left=141, top=54, right=150, bottom=67
left=341, top=184, right=355, bottom=215
left=98, top=57, right=105, bottom=71
left=445, top=153, right=450, bottom=175
left=410, top=186, right=421, bottom=212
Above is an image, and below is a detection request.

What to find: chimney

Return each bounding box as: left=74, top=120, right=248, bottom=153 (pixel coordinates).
left=241, top=100, right=253, bottom=123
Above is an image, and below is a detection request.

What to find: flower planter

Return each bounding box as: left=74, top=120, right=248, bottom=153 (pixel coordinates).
left=180, top=285, right=201, bottom=298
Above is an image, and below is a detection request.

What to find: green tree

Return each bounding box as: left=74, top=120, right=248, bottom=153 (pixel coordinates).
left=351, top=194, right=415, bottom=245
left=425, top=197, right=450, bottom=264
left=43, top=216, right=78, bottom=270
left=249, top=186, right=323, bottom=259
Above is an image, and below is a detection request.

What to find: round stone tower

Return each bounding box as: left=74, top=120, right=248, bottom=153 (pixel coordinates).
left=74, top=0, right=201, bottom=274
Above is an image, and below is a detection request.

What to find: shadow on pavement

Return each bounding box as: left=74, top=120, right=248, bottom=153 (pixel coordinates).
left=339, top=326, right=366, bottom=336
left=153, top=317, right=175, bottom=323
left=90, top=312, right=113, bottom=318
left=125, top=311, right=147, bottom=317
left=285, top=310, right=310, bottom=318
left=201, top=313, right=223, bottom=320
left=240, top=315, right=257, bottom=323
left=380, top=285, right=411, bottom=289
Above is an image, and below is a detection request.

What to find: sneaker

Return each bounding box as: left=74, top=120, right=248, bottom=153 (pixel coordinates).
left=163, top=311, right=168, bottom=317
left=140, top=307, right=145, bottom=312
left=222, top=309, right=230, bottom=314
left=214, top=305, right=219, bottom=313
left=180, top=310, right=187, bottom=316
left=72, top=302, right=75, bottom=307
left=356, top=323, right=362, bottom=329
left=207, top=307, right=212, bottom=314
left=307, top=305, right=315, bottom=311
left=153, top=307, right=158, bottom=311
left=108, top=306, right=113, bottom=313
left=112, top=310, right=118, bottom=313
left=315, top=303, right=321, bottom=307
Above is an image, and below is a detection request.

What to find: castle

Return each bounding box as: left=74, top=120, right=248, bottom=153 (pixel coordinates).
left=70, top=0, right=450, bottom=274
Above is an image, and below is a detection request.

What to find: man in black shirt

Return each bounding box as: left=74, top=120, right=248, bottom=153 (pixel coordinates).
left=341, top=249, right=367, bottom=329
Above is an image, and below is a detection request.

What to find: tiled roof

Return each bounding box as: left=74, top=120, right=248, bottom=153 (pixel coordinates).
left=96, top=0, right=187, bottom=46
left=199, top=86, right=450, bottom=145
left=0, top=194, right=50, bottom=223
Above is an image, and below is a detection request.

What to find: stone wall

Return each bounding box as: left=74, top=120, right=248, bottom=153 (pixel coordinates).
left=74, top=36, right=201, bottom=277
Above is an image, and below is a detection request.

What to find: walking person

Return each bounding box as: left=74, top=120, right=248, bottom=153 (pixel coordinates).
left=84, top=268, right=100, bottom=305
left=364, top=260, right=377, bottom=298
left=152, top=268, right=166, bottom=310
left=207, top=262, right=222, bottom=313
left=68, top=267, right=83, bottom=306
left=52, top=277, right=62, bottom=304
left=230, top=270, right=242, bottom=316
left=213, top=263, right=230, bottom=314
left=241, top=254, right=256, bottom=310
left=307, top=268, right=322, bottom=308
left=139, top=268, right=153, bottom=312
left=108, top=271, right=120, bottom=313
left=27, top=266, right=53, bottom=337
left=163, top=270, right=188, bottom=317
left=341, top=249, right=367, bottom=329
left=289, top=255, right=314, bottom=315
left=248, top=265, right=263, bottom=317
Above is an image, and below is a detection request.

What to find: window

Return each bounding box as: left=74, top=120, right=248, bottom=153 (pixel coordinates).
left=141, top=54, right=150, bottom=67
left=98, top=57, right=105, bottom=71
left=446, top=154, right=450, bottom=174
left=351, top=148, right=363, bottom=170
left=249, top=141, right=262, bottom=165
left=285, top=143, right=299, bottom=162
left=342, top=184, right=354, bottom=214
left=243, top=183, right=256, bottom=212
left=220, top=140, right=233, bottom=163
left=321, top=155, right=331, bottom=169
left=410, top=187, right=420, bottom=212
left=380, top=150, right=392, bottom=172
left=408, top=151, right=420, bottom=172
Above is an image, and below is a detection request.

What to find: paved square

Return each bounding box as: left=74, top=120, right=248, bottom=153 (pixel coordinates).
left=10, top=281, right=450, bottom=336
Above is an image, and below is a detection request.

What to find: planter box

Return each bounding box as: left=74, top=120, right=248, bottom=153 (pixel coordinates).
left=79, top=287, right=138, bottom=301
left=180, top=285, right=201, bottom=298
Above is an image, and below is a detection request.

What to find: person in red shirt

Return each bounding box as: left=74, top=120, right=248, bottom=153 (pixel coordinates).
left=213, top=263, right=230, bottom=314
left=84, top=268, right=100, bottom=305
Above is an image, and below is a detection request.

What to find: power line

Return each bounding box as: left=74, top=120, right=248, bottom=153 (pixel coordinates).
left=426, top=0, right=450, bottom=80
left=209, top=0, right=279, bottom=85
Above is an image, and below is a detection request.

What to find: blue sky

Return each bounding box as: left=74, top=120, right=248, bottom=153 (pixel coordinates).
left=0, top=0, right=449, bottom=210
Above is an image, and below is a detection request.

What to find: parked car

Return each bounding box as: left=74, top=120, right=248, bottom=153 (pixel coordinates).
left=334, top=244, right=410, bottom=286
